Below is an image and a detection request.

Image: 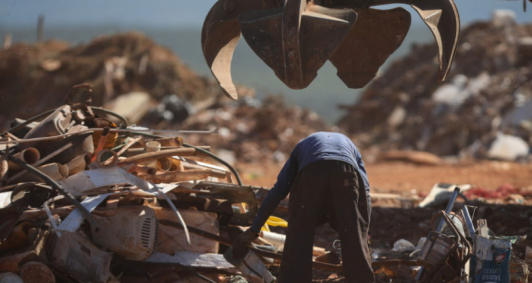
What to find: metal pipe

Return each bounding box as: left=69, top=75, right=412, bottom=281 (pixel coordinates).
left=461, top=206, right=476, bottom=238
left=125, top=146, right=211, bottom=156
left=184, top=143, right=243, bottom=186
left=8, top=148, right=41, bottom=172
left=182, top=163, right=227, bottom=177
left=156, top=158, right=172, bottom=171
left=138, top=170, right=215, bottom=183
left=436, top=187, right=461, bottom=232
left=118, top=148, right=197, bottom=165
left=0, top=129, right=215, bottom=146
left=7, top=143, right=72, bottom=183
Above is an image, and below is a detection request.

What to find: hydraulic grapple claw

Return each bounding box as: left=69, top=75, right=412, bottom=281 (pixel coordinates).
left=201, top=0, right=460, bottom=98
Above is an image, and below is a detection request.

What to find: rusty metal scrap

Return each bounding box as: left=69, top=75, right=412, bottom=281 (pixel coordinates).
left=0, top=97, right=282, bottom=282
left=0, top=88, right=530, bottom=283
left=203, top=0, right=460, bottom=99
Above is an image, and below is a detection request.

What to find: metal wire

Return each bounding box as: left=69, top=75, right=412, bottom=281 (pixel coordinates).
left=90, top=106, right=129, bottom=129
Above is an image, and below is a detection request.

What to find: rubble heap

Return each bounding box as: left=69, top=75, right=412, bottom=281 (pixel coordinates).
left=0, top=32, right=224, bottom=128
left=0, top=88, right=283, bottom=282
left=170, top=95, right=332, bottom=164
left=338, top=13, right=532, bottom=161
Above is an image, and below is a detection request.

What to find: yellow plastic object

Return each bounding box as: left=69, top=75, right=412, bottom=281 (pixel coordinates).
left=266, top=216, right=288, bottom=228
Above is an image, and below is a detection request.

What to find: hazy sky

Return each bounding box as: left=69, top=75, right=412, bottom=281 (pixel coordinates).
left=1, top=0, right=530, bottom=29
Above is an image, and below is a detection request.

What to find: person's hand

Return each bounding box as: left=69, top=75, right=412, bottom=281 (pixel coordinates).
left=232, top=229, right=259, bottom=260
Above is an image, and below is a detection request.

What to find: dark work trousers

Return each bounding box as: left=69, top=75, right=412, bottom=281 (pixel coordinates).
left=278, top=160, right=374, bottom=283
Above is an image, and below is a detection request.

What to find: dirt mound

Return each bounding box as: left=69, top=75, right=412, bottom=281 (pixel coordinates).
left=338, top=14, right=532, bottom=160
left=0, top=32, right=224, bottom=128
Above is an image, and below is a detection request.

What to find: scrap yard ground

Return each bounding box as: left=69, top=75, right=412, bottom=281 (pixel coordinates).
left=240, top=160, right=532, bottom=193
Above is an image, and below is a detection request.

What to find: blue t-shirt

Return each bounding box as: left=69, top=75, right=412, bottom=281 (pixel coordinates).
left=250, top=132, right=370, bottom=232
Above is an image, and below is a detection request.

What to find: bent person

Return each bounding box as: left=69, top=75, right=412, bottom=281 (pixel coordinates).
left=232, top=132, right=374, bottom=283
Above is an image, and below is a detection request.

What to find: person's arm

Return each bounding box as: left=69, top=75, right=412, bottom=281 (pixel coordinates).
left=249, top=150, right=298, bottom=233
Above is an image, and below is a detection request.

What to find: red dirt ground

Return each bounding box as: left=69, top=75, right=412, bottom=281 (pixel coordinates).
left=238, top=160, right=532, bottom=193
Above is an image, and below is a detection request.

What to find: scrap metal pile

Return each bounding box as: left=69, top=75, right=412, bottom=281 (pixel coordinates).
left=0, top=86, right=530, bottom=283
left=0, top=86, right=283, bottom=283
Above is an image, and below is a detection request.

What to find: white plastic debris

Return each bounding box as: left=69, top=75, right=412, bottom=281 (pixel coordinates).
left=392, top=239, right=415, bottom=253
left=487, top=133, right=529, bottom=161
left=492, top=10, right=516, bottom=28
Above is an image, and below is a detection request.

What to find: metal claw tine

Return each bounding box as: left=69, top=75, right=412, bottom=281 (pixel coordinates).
left=329, top=8, right=411, bottom=88
left=201, top=0, right=282, bottom=99
left=239, top=0, right=357, bottom=89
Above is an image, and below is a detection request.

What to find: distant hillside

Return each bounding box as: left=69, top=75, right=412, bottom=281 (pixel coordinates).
left=0, top=32, right=226, bottom=127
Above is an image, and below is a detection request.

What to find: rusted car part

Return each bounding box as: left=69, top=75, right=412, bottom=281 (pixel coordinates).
left=90, top=206, right=159, bottom=261
left=58, top=193, right=114, bottom=232
left=46, top=231, right=111, bottom=283
left=202, top=0, right=459, bottom=98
